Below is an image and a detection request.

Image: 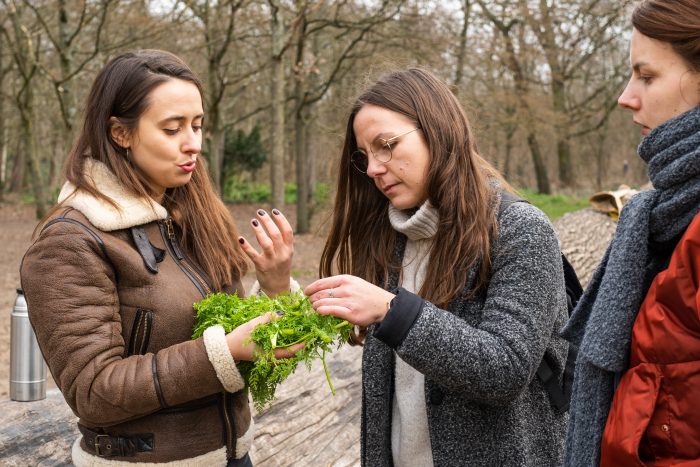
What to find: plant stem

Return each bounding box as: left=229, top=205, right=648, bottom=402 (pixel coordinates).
left=273, top=332, right=313, bottom=347
left=319, top=348, right=335, bottom=395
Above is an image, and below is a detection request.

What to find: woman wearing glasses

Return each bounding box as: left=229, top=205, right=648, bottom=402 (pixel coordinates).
left=304, top=68, right=568, bottom=466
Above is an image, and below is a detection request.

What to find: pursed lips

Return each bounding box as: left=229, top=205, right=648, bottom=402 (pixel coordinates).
left=178, top=155, right=197, bottom=165
left=177, top=158, right=197, bottom=172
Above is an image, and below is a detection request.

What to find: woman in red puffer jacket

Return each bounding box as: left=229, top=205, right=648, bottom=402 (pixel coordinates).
left=596, top=0, right=700, bottom=465
left=601, top=212, right=700, bottom=465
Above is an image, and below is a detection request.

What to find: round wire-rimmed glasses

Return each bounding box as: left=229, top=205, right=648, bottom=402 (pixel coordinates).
left=350, top=127, right=420, bottom=173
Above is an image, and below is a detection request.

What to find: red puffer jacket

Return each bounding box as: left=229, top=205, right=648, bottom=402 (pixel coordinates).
left=600, top=212, right=700, bottom=466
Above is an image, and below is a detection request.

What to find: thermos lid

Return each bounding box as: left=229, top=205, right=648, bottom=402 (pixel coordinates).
left=16, top=288, right=24, bottom=295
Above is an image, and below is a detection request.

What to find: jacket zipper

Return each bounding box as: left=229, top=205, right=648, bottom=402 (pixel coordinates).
left=161, top=218, right=233, bottom=453
left=159, top=218, right=212, bottom=297
left=223, top=392, right=235, bottom=457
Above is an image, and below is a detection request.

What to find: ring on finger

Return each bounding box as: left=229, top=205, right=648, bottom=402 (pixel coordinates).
left=328, top=288, right=334, bottom=298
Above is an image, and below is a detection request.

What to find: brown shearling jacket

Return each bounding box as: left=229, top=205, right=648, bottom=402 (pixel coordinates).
left=20, top=160, right=252, bottom=466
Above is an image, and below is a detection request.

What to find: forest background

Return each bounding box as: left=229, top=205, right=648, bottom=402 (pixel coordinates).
left=0, top=0, right=644, bottom=234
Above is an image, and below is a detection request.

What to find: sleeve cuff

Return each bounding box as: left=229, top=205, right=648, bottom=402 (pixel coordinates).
left=203, top=325, right=245, bottom=393
left=372, top=287, right=424, bottom=349
left=247, top=277, right=301, bottom=297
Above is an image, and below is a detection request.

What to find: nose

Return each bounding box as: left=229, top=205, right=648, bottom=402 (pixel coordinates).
left=618, top=79, right=640, bottom=111
left=365, top=153, right=387, bottom=178
left=182, top=127, right=201, bottom=156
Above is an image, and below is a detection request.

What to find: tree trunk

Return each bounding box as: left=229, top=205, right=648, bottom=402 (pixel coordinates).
left=53, top=0, right=76, bottom=189
left=8, top=138, right=25, bottom=194
left=527, top=132, right=551, bottom=194
left=305, top=114, right=315, bottom=215
left=503, top=127, right=513, bottom=181
left=453, top=0, right=471, bottom=91
left=295, top=108, right=309, bottom=233
left=552, top=78, right=573, bottom=187
left=20, top=85, right=47, bottom=218
left=557, top=138, right=573, bottom=188
left=294, top=2, right=310, bottom=233
left=594, top=132, right=608, bottom=191
left=0, top=33, right=4, bottom=200
left=269, top=1, right=286, bottom=210
left=0, top=132, right=5, bottom=202
left=0, top=88, right=5, bottom=201
left=501, top=105, right=516, bottom=181
left=207, top=61, right=224, bottom=193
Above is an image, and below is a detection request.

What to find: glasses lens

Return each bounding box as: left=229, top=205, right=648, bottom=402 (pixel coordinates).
left=350, top=151, right=368, bottom=173
left=373, top=139, right=392, bottom=163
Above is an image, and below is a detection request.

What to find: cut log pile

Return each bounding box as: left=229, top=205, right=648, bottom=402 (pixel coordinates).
left=0, top=208, right=617, bottom=467
left=553, top=208, right=617, bottom=287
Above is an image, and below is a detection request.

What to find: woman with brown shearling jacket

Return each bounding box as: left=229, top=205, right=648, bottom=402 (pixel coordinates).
left=20, top=50, right=299, bottom=467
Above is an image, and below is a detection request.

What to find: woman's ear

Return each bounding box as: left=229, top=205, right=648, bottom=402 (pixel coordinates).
left=109, top=116, right=131, bottom=149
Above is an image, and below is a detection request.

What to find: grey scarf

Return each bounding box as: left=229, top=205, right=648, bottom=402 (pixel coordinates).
left=561, top=105, right=700, bottom=467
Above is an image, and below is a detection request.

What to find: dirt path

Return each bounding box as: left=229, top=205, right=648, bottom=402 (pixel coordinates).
left=0, top=201, right=327, bottom=400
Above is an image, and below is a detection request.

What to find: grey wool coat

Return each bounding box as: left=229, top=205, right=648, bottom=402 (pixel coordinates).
left=361, top=200, right=569, bottom=467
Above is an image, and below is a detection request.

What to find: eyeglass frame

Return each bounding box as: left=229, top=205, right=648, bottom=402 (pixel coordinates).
left=350, top=127, right=421, bottom=174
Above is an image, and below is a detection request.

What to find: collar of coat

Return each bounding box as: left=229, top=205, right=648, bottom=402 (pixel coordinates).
left=57, top=158, right=168, bottom=231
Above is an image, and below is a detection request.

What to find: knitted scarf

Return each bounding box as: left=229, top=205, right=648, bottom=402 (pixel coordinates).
left=561, top=105, right=700, bottom=466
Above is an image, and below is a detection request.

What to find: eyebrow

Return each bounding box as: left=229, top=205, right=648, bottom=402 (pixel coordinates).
left=158, top=114, right=204, bottom=125
left=632, top=61, right=649, bottom=73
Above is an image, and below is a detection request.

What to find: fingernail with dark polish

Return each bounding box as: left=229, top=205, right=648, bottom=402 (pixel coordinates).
left=251, top=219, right=259, bottom=227
left=238, top=237, right=245, bottom=244
left=272, top=208, right=280, bottom=216
left=257, top=209, right=266, bottom=216
left=275, top=310, right=285, bottom=316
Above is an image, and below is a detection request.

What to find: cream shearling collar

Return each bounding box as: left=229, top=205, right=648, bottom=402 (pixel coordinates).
left=57, top=159, right=168, bottom=231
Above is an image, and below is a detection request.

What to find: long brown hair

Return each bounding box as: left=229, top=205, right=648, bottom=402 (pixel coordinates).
left=632, top=0, right=700, bottom=71
left=320, top=68, right=509, bottom=308
left=41, top=49, right=247, bottom=289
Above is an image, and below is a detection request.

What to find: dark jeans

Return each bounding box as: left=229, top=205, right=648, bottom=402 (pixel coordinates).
left=227, top=453, right=253, bottom=467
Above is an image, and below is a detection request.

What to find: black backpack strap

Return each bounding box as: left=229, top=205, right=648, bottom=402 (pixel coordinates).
left=536, top=354, right=569, bottom=413
left=497, top=190, right=576, bottom=414
left=562, top=254, right=583, bottom=309
left=497, top=191, right=528, bottom=217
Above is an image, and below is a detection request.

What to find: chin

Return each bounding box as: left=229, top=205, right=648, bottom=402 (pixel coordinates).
left=389, top=199, right=419, bottom=211
left=175, top=175, right=194, bottom=186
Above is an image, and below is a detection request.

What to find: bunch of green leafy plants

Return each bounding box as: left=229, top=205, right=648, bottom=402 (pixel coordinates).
left=192, top=291, right=352, bottom=411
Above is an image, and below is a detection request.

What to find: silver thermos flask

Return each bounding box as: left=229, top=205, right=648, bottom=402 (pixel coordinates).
left=10, top=288, right=46, bottom=401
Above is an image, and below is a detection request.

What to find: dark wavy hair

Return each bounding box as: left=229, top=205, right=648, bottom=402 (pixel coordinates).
left=320, top=68, right=510, bottom=314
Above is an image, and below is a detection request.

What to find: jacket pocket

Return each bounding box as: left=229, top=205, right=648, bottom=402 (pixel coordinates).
left=127, top=309, right=154, bottom=356
left=600, top=363, right=661, bottom=467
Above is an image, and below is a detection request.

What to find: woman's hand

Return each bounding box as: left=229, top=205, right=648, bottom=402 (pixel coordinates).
left=304, top=274, right=396, bottom=327
left=226, top=312, right=304, bottom=361
left=238, top=209, right=294, bottom=296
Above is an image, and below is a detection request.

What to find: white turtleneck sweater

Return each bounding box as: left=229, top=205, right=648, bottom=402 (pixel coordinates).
left=387, top=201, right=439, bottom=467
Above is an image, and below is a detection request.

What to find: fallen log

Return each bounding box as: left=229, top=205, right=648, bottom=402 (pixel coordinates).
left=0, top=389, right=78, bottom=466
left=249, top=345, right=362, bottom=467
left=0, top=346, right=362, bottom=467
left=553, top=208, right=617, bottom=287
left=0, top=208, right=617, bottom=466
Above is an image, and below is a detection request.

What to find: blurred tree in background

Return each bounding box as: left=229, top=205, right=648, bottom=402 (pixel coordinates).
left=0, top=0, right=641, bottom=231
left=224, top=124, right=267, bottom=179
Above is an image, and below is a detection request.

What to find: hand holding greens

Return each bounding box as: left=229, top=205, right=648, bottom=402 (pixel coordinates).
left=192, top=291, right=352, bottom=411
